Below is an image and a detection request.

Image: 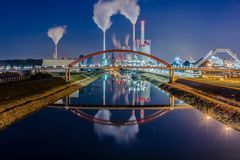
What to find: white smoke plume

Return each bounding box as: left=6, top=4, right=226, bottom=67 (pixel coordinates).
left=93, top=0, right=119, bottom=32
left=116, top=0, right=140, bottom=25
left=125, top=34, right=130, bottom=46
left=93, top=0, right=140, bottom=51
left=112, top=34, right=121, bottom=49
left=47, top=26, right=66, bottom=59
left=93, top=0, right=141, bottom=30
left=48, top=26, right=66, bottom=45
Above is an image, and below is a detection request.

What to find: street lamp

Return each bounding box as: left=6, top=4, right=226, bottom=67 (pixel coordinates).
left=226, top=63, right=233, bottom=78
left=207, top=63, right=213, bottom=76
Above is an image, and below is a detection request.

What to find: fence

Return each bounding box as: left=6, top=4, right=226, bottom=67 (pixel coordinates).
left=0, top=76, right=31, bottom=84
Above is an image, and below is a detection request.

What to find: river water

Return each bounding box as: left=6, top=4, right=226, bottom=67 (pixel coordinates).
left=0, top=73, right=240, bottom=160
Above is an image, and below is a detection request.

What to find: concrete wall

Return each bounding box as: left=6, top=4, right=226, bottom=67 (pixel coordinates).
left=42, top=59, right=75, bottom=67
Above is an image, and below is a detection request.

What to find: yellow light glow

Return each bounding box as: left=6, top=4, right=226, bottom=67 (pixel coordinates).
left=206, top=115, right=212, bottom=120
left=225, top=126, right=231, bottom=131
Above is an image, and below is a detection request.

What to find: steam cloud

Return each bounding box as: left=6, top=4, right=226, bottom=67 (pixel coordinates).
left=93, top=0, right=119, bottom=32
left=112, top=34, right=130, bottom=48
left=48, top=26, right=66, bottom=45
left=47, top=26, right=66, bottom=59
left=93, top=0, right=140, bottom=52
left=116, top=0, right=140, bottom=25
left=93, top=0, right=140, bottom=30
left=125, top=34, right=130, bottom=46
left=112, top=34, right=121, bottom=49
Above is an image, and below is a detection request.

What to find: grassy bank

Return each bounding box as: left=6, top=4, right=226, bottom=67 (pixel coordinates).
left=0, top=78, right=66, bottom=103
left=184, top=77, right=240, bottom=89
left=0, top=72, right=104, bottom=130
left=142, top=73, right=240, bottom=131
left=177, top=78, right=240, bottom=102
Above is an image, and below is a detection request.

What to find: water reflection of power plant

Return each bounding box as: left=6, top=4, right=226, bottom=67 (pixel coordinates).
left=110, top=72, right=151, bottom=106
left=55, top=73, right=189, bottom=144
left=69, top=109, right=169, bottom=144
left=51, top=73, right=238, bottom=144
left=110, top=72, right=152, bottom=124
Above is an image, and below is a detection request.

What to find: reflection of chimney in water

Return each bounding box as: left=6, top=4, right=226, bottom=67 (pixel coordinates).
left=132, top=110, right=135, bottom=116
left=140, top=109, right=144, bottom=124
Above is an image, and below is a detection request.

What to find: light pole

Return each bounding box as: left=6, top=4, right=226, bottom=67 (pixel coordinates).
left=207, top=63, right=213, bottom=76
left=226, top=63, right=233, bottom=78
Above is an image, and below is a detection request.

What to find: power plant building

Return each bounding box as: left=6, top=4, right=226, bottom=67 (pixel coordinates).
left=42, top=59, right=75, bottom=68
left=122, top=45, right=132, bottom=62
left=135, top=21, right=152, bottom=64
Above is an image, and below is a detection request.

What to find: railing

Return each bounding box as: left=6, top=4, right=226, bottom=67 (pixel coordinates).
left=0, top=76, right=31, bottom=84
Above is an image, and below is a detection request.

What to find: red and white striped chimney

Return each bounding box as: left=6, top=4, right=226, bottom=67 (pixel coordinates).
left=141, top=20, right=145, bottom=45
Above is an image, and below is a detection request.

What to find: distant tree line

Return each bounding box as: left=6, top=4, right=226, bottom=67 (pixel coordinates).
left=0, top=59, right=43, bottom=67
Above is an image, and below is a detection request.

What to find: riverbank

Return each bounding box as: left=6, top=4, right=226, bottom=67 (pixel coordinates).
left=183, top=77, right=240, bottom=89
left=0, top=77, right=66, bottom=113
left=177, top=78, right=240, bottom=102
left=142, top=73, right=240, bottom=131
left=0, top=72, right=104, bottom=130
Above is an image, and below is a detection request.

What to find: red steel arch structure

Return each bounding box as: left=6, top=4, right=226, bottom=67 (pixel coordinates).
left=66, top=49, right=171, bottom=82
left=68, top=49, right=171, bottom=67
left=70, top=109, right=170, bottom=126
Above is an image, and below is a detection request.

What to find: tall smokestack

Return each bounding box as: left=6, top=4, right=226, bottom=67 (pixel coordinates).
left=133, top=25, right=136, bottom=50
left=47, top=26, right=66, bottom=60
left=103, top=31, right=106, bottom=51
left=141, top=20, right=145, bottom=45
left=103, top=31, right=106, bottom=61
left=54, top=44, right=58, bottom=59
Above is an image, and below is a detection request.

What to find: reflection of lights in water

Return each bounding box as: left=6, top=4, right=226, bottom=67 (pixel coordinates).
left=192, top=112, right=215, bottom=134
left=223, top=125, right=232, bottom=142
left=104, top=74, right=108, bottom=81
left=194, top=112, right=237, bottom=142
left=225, top=126, right=231, bottom=132
left=206, top=115, right=212, bottom=120
left=111, top=74, right=151, bottom=105
left=103, top=80, right=106, bottom=105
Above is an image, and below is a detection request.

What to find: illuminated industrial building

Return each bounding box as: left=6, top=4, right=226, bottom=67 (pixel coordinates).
left=135, top=20, right=152, bottom=64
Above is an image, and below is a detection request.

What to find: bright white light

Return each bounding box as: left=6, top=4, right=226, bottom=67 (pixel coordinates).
left=206, top=116, right=212, bottom=120
left=225, top=126, right=231, bottom=131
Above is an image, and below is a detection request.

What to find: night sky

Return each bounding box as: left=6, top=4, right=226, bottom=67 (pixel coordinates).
left=0, top=0, right=240, bottom=62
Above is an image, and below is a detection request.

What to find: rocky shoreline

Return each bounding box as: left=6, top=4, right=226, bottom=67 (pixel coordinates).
left=142, top=73, right=240, bottom=131
left=0, top=73, right=103, bottom=130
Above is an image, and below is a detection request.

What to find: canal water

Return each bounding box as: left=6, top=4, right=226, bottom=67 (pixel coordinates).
left=0, top=73, right=240, bottom=160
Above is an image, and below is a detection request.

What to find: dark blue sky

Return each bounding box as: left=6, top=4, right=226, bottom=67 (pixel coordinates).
left=0, top=0, right=240, bottom=62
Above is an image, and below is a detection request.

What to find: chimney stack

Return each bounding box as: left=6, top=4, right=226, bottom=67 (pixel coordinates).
left=141, top=20, right=145, bottom=45
left=133, top=25, right=136, bottom=51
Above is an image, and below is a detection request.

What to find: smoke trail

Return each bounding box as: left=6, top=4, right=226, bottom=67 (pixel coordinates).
left=125, top=35, right=130, bottom=46
left=93, top=0, right=140, bottom=52
left=47, top=26, right=66, bottom=45
left=93, top=0, right=119, bottom=32
left=117, top=0, right=140, bottom=25
left=47, top=26, right=66, bottom=59
left=112, top=34, right=121, bottom=49
left=93, top=0, right=140, bottom=30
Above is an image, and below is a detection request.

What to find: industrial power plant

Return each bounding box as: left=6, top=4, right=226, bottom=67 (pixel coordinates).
left=2, top=0, right=240, bottom=159
left=1, top=0, right=240, bottom=73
